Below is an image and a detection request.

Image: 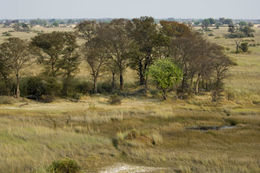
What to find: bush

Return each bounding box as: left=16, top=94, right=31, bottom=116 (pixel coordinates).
left=109, top=95, right=122, bottom=105
left=97, top=82, right=113, bottom=94
left=21, top=76, right=46, bottom=100
left=74, top=81, right=92, bottom=95
left=0, top=96, right=16, bottom=104
left=2, top=31, right=11, bottom=36
left=44, top=77, right=62, bottom=96
left=47, top=158, right=81, bottom=173
left=240, top=42, right=249, bottom=52
left=20, top=76, right=61, bottom=102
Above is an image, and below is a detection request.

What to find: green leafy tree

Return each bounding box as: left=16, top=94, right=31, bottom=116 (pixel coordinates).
left=149, top=59, right=182, bottom=100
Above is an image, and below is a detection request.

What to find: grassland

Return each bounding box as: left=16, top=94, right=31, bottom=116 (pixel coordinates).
left=0, top=25, right=259, bottom=173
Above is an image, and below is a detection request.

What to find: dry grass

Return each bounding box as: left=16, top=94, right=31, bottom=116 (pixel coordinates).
left=0, top=25, right=259, bottom=172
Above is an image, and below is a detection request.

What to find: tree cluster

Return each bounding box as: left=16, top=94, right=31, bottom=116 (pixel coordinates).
left=0, top=17, right=234, bottom=101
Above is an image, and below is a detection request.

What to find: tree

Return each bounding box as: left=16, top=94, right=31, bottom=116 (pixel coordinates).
left=211, top=52, right=234, bottom=102
left=234, top=39, right=243, bottom=53
left=82, top=23, right=110, bottom=93
left=128, top=17, right=165, bottom=87
left=58, top=32, right=80, bottom=95
left=0, top=47, right=12, bottom=95
left=106, top=19, right=132, bottom=90
left=0, top=38, right=32, bottom=98
left=228, top=23, right=236, bottom=33
left=202, top=19, right=210, bottom=31
left=149, top=59, right=182, bottom=100
left=31, top=31, right=75, bottom=77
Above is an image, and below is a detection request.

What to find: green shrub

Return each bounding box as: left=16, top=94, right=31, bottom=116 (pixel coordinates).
left=97, top=82, right=113, bottom=94
left=47, top=158, right=81, bottom=173
left=240, top=42, right=249, bottom=52
left=44, top=77, right=62, bottom=96
left=21, top=76, right=46, bottom=100
left=109, top=95, right=122, bottom=105
left=74, top=81, right=92, bottom=94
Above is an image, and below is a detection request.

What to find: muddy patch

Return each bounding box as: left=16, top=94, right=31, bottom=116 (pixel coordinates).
left=100, top=163, right=166, bottom=173
left=186, top=125, right=236, bottom=131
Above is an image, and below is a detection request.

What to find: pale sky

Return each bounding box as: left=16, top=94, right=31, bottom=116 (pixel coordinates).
left=0, top=0, right=259, bottom=19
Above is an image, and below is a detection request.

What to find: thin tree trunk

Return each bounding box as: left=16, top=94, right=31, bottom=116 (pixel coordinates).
left=119, top=71, right=124, bottom=91
left=162, top=89, right=167, bottom=100
left=139, top=61, right=145, bottom=85
left=111, top=72, right=115, bottom=89
left=16, top=73, right=20, bottom=98
left=195, top=74, right=201, bottom=94
left=93, top=76, right=98, bottom=94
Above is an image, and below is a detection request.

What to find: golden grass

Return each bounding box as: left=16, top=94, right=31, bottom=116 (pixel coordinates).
left=0, top=25, right=259, bottom=172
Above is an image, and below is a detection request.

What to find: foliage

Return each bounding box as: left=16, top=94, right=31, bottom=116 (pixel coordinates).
left=47, top=158, right=81, bottom=173
left=240, top=42, right=249, bottom=52
left=0, top=37, right=32, bottom=98
left=148, top=59, right=182, bottom=100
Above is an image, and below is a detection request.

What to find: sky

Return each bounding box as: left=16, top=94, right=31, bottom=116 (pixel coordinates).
left=0, top=0, right=259, bottom=19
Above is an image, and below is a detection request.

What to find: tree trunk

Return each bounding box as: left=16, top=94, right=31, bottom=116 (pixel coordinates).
left=162, top=89, right=167, bottom=100
left=139, top=61, right=145, bottom=85
left=119, top=71, right=124, bottom=91
left=93, top=76, right=98, bottom=94
left=111, top=72, right=115, bottom=89
left=16, top=73, right=20, bottom=98
left=195, top=74, right=201, bottom=94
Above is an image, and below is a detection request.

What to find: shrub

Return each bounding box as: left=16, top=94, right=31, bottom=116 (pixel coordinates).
left=74, top=81, right=92, bottom=95
left=0, top=96, right=16, bottom=104
left=2, top=31, right=11, bottom=36
left=47, top=158, right=81, bottom=173
left=109, top=95, right=122, bottom=105
left=240, top=42, right=249, bottom=52
left=44, top=77, right=62, bottom=96
left=97, top=82, right=113, bottom=94
left=148, top=59, right=182, bottom=100
left=21, top=76, right=46, bottom=100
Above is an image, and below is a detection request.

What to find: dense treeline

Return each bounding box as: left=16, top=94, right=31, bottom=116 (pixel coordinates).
left=0, top=17, right=234, bottom=101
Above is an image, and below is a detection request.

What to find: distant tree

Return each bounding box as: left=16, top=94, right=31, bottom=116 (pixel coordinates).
left=31, top=31, right=75, bottom=77
left=128, top=17, right=166, bottom=87
left=239, top=25, right=255, bottom=37
left=215, top=23, right=220, bottom=29
left=13, top=23, right=30, bottom=32
left=82, top=23, right=110, bottom=93
left=149, top=59, right=182, bottom=100
left=75, top=20, right=98, bottom=41
left=106, top=19, right=132, bottom=90
left=0, top=38, right=32, bottom=98
left=211, top=51, right=235, bottom=102
left=202, top=19, right=210, bottom=30
left=228, top=23, right=236, bottom=33
left=239, top=21, right=247, bottom=27
left=59, top=32, right=80, bottom=95
left=234, top=39, right=243, bottom=53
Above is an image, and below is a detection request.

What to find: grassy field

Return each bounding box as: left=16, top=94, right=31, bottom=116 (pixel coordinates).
left=0, top=25, right=259, bottom=173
